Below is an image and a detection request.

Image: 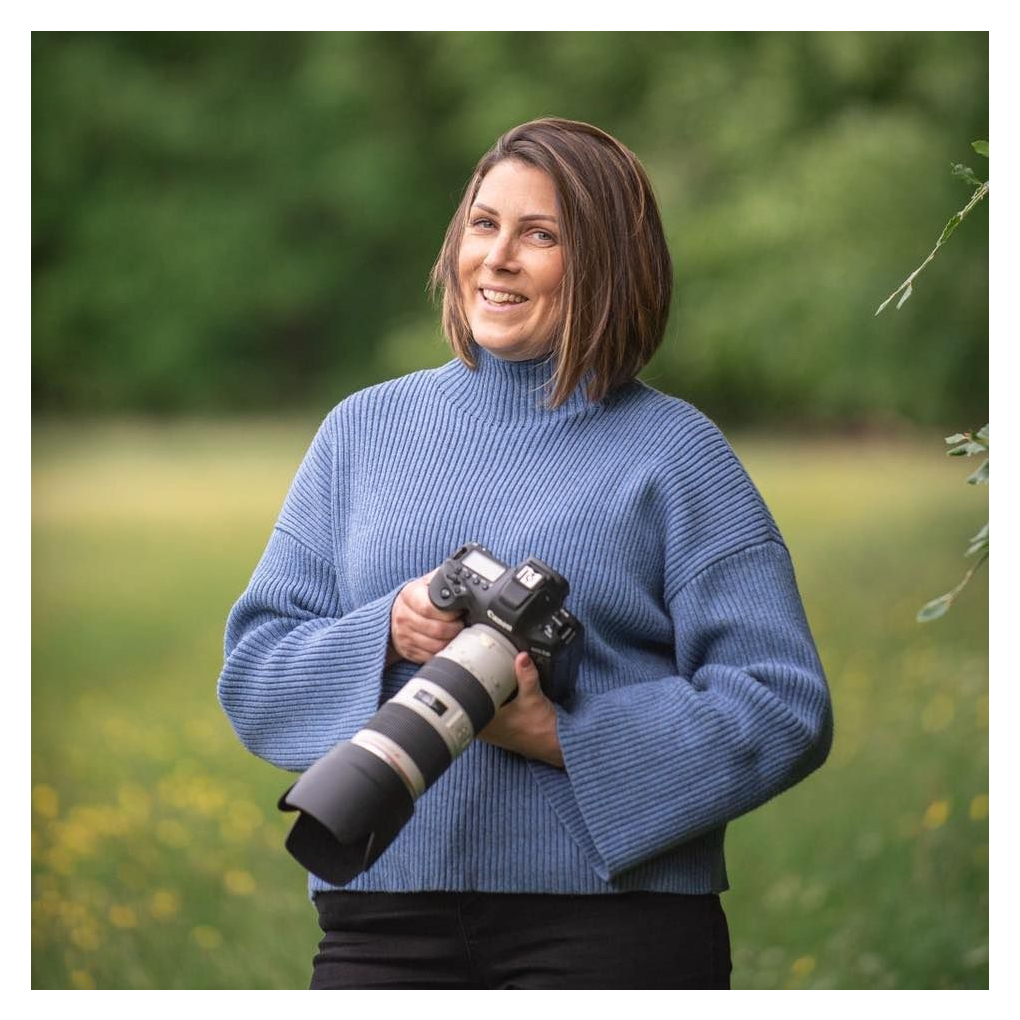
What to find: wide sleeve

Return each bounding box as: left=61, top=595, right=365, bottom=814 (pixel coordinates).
left=217, top=411, right=401, bottom=772
left=532, top=539, right=832, bottom=883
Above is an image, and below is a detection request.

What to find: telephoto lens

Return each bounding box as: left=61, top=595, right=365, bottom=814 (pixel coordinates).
left=278, top=544, right=582, bottom=886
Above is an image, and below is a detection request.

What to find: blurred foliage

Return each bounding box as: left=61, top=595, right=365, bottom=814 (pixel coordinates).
left=32, top=32, right=988, bottom=424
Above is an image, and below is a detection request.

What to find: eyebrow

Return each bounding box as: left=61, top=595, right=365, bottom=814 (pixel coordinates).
left=472, top=202, right=558, bottom=224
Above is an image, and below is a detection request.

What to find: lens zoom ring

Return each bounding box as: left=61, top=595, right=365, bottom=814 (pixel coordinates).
left=417, top=656, right=499, bottom=733
left=369, top=702, right=452, bottom=790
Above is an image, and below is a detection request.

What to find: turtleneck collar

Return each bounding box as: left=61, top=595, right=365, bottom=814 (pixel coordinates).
left=435, top=345, right=599, bottom=426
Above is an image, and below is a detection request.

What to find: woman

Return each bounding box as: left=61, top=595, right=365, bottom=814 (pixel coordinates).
left=218, top=117, right=833, bottom=989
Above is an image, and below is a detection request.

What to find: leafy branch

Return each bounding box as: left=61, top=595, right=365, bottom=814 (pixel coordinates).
left=916, top=425, right=989, bottom=622
left=874, top=139, right=988, bottom=622
left=875, top=140, right=989, bottom=316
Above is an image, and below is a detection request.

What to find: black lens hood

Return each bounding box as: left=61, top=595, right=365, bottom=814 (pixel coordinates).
left=279, top=741, right=414, bottom=886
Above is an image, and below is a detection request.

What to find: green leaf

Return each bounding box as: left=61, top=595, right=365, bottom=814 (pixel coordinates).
left=918, top=595, right=953, bottom=622
left=967, top=459, right=988, bottom=485
left=951, top=163, right=982, bottom=187
left=945, top=428, right=988, bottom=456
left=876, top=285, right=911, bottom=315
left=966, top=529, right=989, bottom=557
left=947, top=441, right=987, bottom=457
left=972, top=140, right=989, bottom=157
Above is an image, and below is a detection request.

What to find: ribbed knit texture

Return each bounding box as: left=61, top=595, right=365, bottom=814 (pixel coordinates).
left=218, top=348, right=832, bottom=897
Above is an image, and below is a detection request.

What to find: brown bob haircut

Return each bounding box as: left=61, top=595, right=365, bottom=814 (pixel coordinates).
left=429, top=117, right=674, bottom=408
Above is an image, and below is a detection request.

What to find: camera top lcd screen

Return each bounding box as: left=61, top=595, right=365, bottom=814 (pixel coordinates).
left=462, top=550, right=506, bottom=583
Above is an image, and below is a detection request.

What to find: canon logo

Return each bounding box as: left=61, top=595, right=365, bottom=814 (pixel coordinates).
left=485, top=609, right=513, bottom=632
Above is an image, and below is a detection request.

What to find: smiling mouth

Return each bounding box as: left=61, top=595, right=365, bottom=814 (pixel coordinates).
left=475, top=291, right=530, bottom=310
left=480, top=288, right=528, bottom=306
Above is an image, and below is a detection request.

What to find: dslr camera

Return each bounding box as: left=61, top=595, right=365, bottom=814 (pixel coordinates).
left=278, top=543, right=583, bottom=886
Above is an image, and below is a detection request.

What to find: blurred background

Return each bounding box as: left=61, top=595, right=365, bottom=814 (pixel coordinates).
left=32, top=31, right=988, bottom=989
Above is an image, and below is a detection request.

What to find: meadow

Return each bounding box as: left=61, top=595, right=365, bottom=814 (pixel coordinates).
left=31, top=418, right=989, bottom=989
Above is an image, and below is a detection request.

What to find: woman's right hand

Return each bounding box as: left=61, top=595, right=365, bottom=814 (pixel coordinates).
left=387, top=569, right=465, bottom=665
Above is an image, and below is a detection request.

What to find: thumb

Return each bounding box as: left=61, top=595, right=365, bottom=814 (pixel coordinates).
left=515, top=652, right=541, bottom=693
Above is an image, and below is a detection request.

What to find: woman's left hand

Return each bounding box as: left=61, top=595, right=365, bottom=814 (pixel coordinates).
left=478, top=653, right=564, bottom=769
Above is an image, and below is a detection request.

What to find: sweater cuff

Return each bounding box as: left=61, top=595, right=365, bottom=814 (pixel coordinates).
left=219, top=581, right=403, bottom=772
left=527, top=751, right=612, bottom=881
left=325, top=584, right=404, bottom=740
left=527, top=542, right=829, bottom=882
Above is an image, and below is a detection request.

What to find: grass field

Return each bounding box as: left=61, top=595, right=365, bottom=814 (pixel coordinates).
left=31, top=418, right=989, bottom=990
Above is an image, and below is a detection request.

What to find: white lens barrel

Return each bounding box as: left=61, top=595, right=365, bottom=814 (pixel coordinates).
left=433, top=624, right=519, bottom=711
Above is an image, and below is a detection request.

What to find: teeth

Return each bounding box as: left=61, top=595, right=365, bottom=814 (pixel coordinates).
left=482, top=289, right=527, bottom=304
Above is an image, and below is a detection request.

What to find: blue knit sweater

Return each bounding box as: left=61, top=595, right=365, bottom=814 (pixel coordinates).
left=218, top=348, right=832, bottom=897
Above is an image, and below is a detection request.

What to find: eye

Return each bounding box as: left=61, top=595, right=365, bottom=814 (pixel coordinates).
left=469, top=218, right=558, bottom=243
left=530, top=229, right=557, bottom=245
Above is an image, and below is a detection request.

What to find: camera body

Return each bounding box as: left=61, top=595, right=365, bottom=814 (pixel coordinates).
left=278, top=543, right=583, bottom=887
left=428, top=543, right=580, bottom=692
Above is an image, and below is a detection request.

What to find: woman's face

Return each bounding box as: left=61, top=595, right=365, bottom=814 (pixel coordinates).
left=457, top=160, right=565, bottom=362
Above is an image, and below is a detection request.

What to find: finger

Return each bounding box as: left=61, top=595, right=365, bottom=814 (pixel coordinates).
left=401, top=607, right=459, bottom=632
left=426, top=623, right=464, bottom=644
left=404, top=616, right=463, bottom=641
left=515, top=653, right=541, bottom=694
left=407, top=637, right=454, bottom=662
left=394, top=611, right=462, bottom=648
left=401, top=637, right=441, bottom=663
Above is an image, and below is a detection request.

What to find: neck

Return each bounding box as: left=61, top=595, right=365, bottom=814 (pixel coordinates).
left=437, top=344, right=597, bottom=425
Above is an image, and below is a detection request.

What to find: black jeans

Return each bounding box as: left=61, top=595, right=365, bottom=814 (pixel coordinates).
left=310, top=890, right=731, bottom=989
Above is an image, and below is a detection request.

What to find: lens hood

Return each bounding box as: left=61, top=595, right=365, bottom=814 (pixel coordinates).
left=278, top=741, right=414, bottom=886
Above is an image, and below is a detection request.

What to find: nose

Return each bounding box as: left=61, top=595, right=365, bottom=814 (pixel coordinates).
left=483, top=230, right=519, bottom=273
